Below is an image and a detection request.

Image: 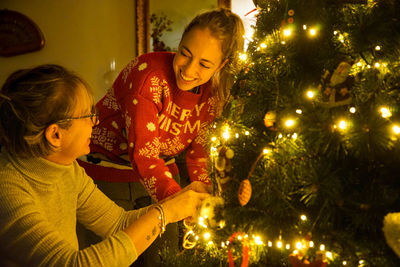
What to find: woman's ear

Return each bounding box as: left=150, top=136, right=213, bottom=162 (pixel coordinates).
left=45, top=124, right=62, bottom=148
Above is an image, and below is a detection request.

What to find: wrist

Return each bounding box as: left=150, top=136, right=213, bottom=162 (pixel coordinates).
left=153, top=204, right=166, bottom=236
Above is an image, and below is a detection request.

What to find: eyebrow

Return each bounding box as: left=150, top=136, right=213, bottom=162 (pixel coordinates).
left=181, top=46, right=216, bottom=66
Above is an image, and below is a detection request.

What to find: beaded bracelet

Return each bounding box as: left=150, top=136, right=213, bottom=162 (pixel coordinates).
left=154, top=204, right=166, bottom=236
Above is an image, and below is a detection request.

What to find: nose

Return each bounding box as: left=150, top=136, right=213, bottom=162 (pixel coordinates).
left=182, top=59, right=198, bottom=78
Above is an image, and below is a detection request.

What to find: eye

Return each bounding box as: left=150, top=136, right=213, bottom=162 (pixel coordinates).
left=200, top=63, right=211, bottom=69
left=180, top=50, right=189, bottom=57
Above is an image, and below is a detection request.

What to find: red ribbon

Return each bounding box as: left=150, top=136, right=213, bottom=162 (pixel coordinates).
left=228, top=232, right=249, bottom=267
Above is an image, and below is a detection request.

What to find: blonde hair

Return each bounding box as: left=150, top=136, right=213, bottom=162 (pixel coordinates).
left=0, top=64, right=92, bottom=158
left=182, top=8, right=245, bottom=114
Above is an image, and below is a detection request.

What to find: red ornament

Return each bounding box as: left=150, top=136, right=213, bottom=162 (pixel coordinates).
left=228, top=232, right=249, bottom=267
left=238, top=179, right=252, bottom=206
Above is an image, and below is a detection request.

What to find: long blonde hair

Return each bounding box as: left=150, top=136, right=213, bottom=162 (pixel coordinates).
left=181, top=8, right=245, bottom=114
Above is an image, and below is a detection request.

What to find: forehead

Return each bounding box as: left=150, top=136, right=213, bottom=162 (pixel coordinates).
left=72, top=83, right=94, bottom=114
left=180, top=27, right=224, bottom=62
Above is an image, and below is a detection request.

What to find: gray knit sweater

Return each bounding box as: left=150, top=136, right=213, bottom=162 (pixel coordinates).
left=0, top=150, right=147, bottom=266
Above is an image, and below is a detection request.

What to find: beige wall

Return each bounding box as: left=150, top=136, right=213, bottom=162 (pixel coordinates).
left=0, top=0, right=136, bottom=100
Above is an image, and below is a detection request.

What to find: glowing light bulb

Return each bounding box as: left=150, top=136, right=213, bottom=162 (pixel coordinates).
left=326, top=251, right=333, bottom=260
left=374, top=62, right=381, bottom=68
left=338, top=120, right=347, bottom=130
left=268, top=241, right=272, bottom=247
left=309, top=241, right=314, bottom=247
left=277, top=241, right=283, bottom=248
left=392, top=125, right=400, bottom=134
left=286, top=244, right=290, bottom=249
left=245, top=131, right=250, bottom=136
left=357, top=62, right=362, bottom=67
left=239, top=53, right=247, bottom=61
left=222, top=126, right=230, bottom=140
left=263, top=148, right=271, bottom=154
left=260, top=42, right=267, bottom=48
left=283, top=28, right=292, bottom=37
left=238, top=235, right=242, bottom=240
left=296, top=109, right=302, bottom=114
left=307, top=90, right=315, bottom=98
left=303, top=25, right=307, bottom=30
left=342, top=261, right=347, bottom=265
left=235, top=133, right=239, bottom=138
left=333, top=30, right=338, bottom=35
left=204, top=232, right=211, bottom=240
left=296, top=241, right=303, bottom=249
left=300, top=214, right=307, bottom=221
left=281, top=41, right=286, bottom=45
left=380, top=107, right=392, bottom=118
left=309, top=28, right=317, bottom=36
left=292, top=133, right=298, bottom=139
left=254, top=236, right=263, bottom=245
left=359, top=260, right=365, bottom=265
left=349, top=107, right=356, bottom=113
left=208, top=241, right=213, bottom=245
left=285, top=119, right=295, bottom=127
left=278, top=133, right=283, bottom=138
left=211, top=136, right=217, bottom=142
left=375, top=45, right=381, bottom=51
left=320, top=244, right=325, bottom=251
left=221, top=242, right=225, bottom=247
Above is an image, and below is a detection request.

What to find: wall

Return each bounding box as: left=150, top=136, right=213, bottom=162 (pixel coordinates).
left=0, top=0, right=136, bottom=100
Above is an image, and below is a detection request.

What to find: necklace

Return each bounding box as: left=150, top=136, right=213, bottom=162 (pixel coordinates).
left=191, top=86, right=200, bottom=94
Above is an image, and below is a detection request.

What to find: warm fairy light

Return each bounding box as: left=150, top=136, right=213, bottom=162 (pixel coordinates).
left=309, top=241, right=314, bottom=247
left=326, top=251, right=333, bottom=260
left=338, top=34, right=344, bottom=43
left=338, top=120, right=348, bottom=130
left=211, top=136, right=217, bottom=142
left=239, top=53, right=247, bottom=61
left=359, top=260, right=365, bottom=265
left=308, top=28, right=317, bottom=36
left=303, top=25, right=307, bottom=30
left=245, top=130, right=250, bottom=135
left=320, top=244, right=325, bottom=251
left=277, top=241, right=283, bottom=248
left=296, top=109, right=302, bottom=114
left=235, top=133, right=239, bottom=138
left=222, top=126, right=231, bottom=140
left=268, top=241, right=273, bottom=247
left=238, top=235, right=242, bottom=240
left=367, top=65, right=371, bottom=68
left=221, top=242, right=225, bottom=248
left=292, top=133, right=298, bottom=139
left=195, top=235, right=199, bottom=240
left=342, top=261, right=347, bottom=265
left=281, top=41, right=286, bottom=45
left=198, top=216, right=207, bottom=228
left=333, top=30, right=338, bottom=35
left=380, top=107, right=392, bottom=118
left=392, top=125, right=400, bottom=135
left=254, top=236, right=263, bottom=245
left=375, top=45, right=381, bottom=50
left=208, top=241, right=213, bottom=245
left=203, top=232, right=211, bottom=240
left=219, top=221, right=225, bottom=228
left=285, top=119, right=295, bottom=127
left=263, top=148, right=271, bottom=154
left=260, top=42, right=267, bottom=48
left=349, top=107, right=356, bottom=113
left=278, top=133, right=283, bottom=138
left=306, top=90, right=315, bottom=99
left=374, top=62, right=381, bottom=68
left=283, top=28, right=292, bottom=37
left=286, top=244, right=290, bottom=249
left=300, top=214, right=307, bottom=221
left=296, top=241, right=303, bottom=249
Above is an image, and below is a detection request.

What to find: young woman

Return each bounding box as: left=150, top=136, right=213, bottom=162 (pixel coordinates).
left=79, top=8, right=245, bottom=202
left=0, top=64, right=210, bottom=266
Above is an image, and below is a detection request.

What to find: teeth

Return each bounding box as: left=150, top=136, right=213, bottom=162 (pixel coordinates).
left=180, top=71, right=195, bottom=82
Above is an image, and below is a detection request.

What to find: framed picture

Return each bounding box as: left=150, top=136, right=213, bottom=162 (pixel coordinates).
left=135, top=0, right=231, bottom=55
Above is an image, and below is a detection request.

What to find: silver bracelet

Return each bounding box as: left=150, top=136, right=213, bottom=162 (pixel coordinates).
left=153, top=204, right=166, bottom=236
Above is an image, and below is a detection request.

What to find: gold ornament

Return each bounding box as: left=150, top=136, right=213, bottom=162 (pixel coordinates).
left=238, top=179, right=252, bottom=206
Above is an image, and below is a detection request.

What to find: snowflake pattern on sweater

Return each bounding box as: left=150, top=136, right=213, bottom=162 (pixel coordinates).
left=90, top=52, right=215, bottom=201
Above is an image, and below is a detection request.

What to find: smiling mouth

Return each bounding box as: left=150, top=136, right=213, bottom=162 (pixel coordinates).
left=180, top=70, right=196, bottom=82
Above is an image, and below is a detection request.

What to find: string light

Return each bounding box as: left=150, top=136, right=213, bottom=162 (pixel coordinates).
left=254, top=236, right=263, bottom=245
left=296, top=241, right=303, bottom=249
left=338, top=120, right=348, bottom=130
left=380, top=106, right=392, bottom=118
left=292, top=133, right=298, bottom=139
left=308, top=28, right=317, bottom=37
left=239, top=53, right=248, bottom=61
left=375, top=45, right=381, bottom=50
left=268, top=241, right=273, bottom=247
left=286, top=244, right=290, bottom=250
left=245, top=130, right=250, bottom=135
left=326, top=251, right=333, bottom=260
left=300, top=214, right=307, bottom=221
left=342, top=261, right=347, bottom=265
left=306, top=90, right=315, bottom=99
left=285, top=119, right=295, bottom=128
left=303, top=25, right=307, bottom=30
left=296, top=109, right=302, bottom=114
left=309, top=241, right=314, bottom=247
left=392, top=124, right=400, bottom=135
left=277, top=240, right=283, bottom=248
left=263, top=148, right=271, bottom=154
left=349, top=107, right=356, bottom=113
left=203, top=232, right=211, bottom=240
left=222, top=125, right=231, bottom=140
left=283, top=28, right=293, bottom=37
left=235, top=133, right=239, bottom=138
left=320, top=244, right=325, bottom=251
left=374, top=62, right=381, bottom=68
left=211, top=136, right=217, bottom=142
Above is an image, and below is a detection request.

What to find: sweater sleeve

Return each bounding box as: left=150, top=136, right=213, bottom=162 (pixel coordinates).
left=185, top=121, right=212, bottom=185
left=113, top=63, right=181, bottom=202
left=0, top=169, right=143, bottom=267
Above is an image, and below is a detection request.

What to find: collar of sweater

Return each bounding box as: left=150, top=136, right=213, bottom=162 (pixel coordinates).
left=4, top=151, right=76, bottom=185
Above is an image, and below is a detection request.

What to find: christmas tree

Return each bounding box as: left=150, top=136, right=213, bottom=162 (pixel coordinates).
left=162, top=0, right=400, bottom=266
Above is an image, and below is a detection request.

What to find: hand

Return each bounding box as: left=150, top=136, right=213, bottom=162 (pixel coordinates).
left=161, top=189, right=210, bottom=224
left=181, top=181, right=212, bottom=194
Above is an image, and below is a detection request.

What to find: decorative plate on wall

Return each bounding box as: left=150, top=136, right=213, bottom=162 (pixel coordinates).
left=0, top=9, right=45, bottom=57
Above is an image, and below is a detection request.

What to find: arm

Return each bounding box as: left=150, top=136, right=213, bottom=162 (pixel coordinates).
left=113, top=64, right=181, bottom=201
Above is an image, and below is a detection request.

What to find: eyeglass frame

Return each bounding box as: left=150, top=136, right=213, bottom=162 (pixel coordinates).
left=57, top=106, right=99, bottom=125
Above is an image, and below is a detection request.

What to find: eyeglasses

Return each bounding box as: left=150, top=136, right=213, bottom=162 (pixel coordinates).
left=58, top=106, right=99, bottom=125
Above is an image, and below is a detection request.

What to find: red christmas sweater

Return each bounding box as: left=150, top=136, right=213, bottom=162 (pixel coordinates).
left=90, top=52, right=216, bottom=201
